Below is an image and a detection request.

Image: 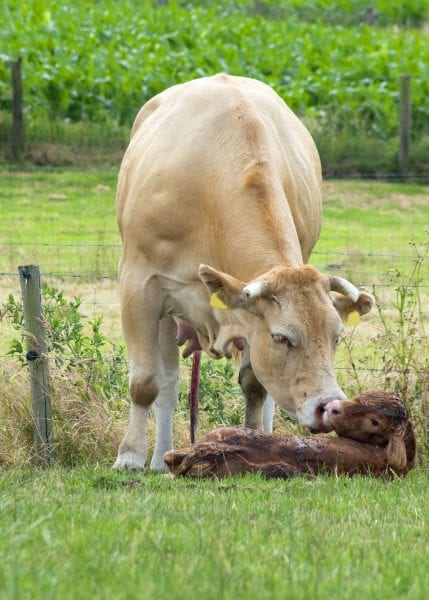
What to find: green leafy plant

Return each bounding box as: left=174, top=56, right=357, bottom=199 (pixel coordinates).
left=1, top=0, right=428, bottom=156
left=5, top=284, right=129, bottom=407
left=177, top=356, right=243, bottom=427
left=198, top=358, right=243, bottom=426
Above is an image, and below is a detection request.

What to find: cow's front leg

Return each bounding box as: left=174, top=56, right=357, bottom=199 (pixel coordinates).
left=239, top=346, right=267, bottom=429
left=113, top=269, right=163, bottom=470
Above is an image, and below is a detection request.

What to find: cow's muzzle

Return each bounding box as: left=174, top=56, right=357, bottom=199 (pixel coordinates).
left=297, top=392, right=347, bottom=432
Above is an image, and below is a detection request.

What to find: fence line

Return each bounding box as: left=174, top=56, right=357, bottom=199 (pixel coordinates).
left=0, top=272, right=116, bottom=280
left=0, top=242, right=121, bottom=247
left=1, top=255, right=427, bottom=464
left=1, top=272, right=429, bottom=290
left=1, top=241, right=428, bottom=260
left=0, top=353, right=426, bottom=376
left=1, top=274, right=428, bottom=289
left=323, top=172, right=429, bottom=181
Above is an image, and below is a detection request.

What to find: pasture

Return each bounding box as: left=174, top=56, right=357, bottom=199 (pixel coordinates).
left=1, top=2, right=429, bottom=597
left=0, top=167, right=428, bottom=461
left=0, top=168, right=428, bottom=599
left=1, top=468, right=429, bottom=599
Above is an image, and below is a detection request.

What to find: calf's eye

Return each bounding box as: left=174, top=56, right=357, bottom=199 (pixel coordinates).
left=272, top=333, right=291, bottom=347
left=370, top=418, right=380, bottom=427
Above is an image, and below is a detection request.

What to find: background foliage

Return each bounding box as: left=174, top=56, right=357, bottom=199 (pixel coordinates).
left=1, top=0, right=429, bottom=172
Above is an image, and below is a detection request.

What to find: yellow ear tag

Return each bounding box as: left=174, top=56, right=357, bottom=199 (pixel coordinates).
left=210, top=292, right=228, bottom=310
left=346, top=310, right=360, bottom=327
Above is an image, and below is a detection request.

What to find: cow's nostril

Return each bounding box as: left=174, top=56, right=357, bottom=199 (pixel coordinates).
left=316, top=405, right=326, bottom=417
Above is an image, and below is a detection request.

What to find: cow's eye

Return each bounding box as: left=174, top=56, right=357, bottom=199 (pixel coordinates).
left=334, top=331, right=344, bottom=346
left=370, top=418, right=380, bottom=427
left=271, top=333, right=291, bottom=347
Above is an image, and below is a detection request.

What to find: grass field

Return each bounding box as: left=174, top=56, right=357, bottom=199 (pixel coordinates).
left=1, top=168, right=428, bottom=275
left=1, top=468, right=429, bottom=600
left=0, top=167, right=428, bottom=457
left=0, top=167, right=428, bottom=598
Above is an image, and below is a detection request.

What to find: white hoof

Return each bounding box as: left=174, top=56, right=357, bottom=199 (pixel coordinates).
left=149, top=456, right=168, bottom=472
left=113, top=452, right=146, bottom=471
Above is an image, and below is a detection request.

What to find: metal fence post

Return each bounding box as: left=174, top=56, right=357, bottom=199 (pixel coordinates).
left=18, top=265, right=53, bottom=465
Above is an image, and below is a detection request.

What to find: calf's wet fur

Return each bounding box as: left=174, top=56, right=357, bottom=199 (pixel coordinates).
left=164, top=391, right=416, bottom=479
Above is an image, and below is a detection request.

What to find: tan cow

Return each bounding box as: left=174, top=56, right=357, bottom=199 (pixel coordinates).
left=114, top=74, right=373, bottom=470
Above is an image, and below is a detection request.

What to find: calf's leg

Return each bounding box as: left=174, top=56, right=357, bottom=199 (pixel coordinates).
left=258, top=463, right=311, bottom=479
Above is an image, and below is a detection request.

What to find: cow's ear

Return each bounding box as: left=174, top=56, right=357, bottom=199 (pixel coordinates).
left=199, top=265, right=247, bottom=308
left=332, top=290, right=374, bottom=322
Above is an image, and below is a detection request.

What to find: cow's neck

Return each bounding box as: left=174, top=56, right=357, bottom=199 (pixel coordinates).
left=214, top=185, right=304, bottom=282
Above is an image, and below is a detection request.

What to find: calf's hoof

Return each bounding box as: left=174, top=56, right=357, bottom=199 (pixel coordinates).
left=113, top=452, right=146, bottom=471
left=163, top=449, right=190, bottom=473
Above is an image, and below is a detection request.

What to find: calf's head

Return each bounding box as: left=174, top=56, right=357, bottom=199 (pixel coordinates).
left=324, top=390, right=411, bottom=470
left=199, top=264, right=373, bottom=430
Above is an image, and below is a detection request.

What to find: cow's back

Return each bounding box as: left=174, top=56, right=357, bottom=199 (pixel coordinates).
left=117, top=74, right=322, bottom=278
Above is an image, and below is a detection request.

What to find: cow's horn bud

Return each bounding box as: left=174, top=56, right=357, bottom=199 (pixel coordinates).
left=242, top=281, right=268, bottom=299
left=329, top=276, right=360, bottom=302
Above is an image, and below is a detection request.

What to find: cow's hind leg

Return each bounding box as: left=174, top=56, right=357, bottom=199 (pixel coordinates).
left=262, top=395, right=276, bottom=433
left=113, top=268, right=164, bottom=470
left=239, top=346, right=267, bottom=429
left=150, top=316, right=180, bottom=470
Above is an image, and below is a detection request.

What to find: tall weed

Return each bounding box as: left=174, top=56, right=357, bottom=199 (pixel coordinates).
left=342, top=235, right=429, bottom=457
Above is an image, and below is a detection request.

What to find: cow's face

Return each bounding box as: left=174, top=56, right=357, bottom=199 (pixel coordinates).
left=200, top=264, right=374, bottom=431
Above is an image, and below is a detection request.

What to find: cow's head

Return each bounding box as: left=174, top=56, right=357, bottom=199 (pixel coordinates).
left=199, top=264, right=374, bottom=431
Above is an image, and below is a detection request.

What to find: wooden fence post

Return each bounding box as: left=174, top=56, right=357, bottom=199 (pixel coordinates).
left=19, top=265, right=53, bottom=466
left=398, top=74, right=411, bottom=176
left=11, top=58, right=24, bottom=160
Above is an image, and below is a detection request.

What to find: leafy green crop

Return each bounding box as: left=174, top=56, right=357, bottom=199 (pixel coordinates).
left=1, top=0, right=428, bottom=145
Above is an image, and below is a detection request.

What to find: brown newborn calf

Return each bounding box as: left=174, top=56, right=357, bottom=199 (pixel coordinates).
left=164, top=391, right=416, bottom=479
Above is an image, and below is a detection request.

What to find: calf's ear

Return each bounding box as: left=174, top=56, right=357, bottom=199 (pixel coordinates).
left=386, top=425, right=407, bottom=471
left=332, top=290, right=374, bottom=323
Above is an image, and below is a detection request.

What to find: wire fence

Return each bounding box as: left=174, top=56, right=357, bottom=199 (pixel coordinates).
left=1, top=246, right=427, bottom=467
left=1, top=243, right=428, bottom=288
left=2, top=242, right=429, bottom=288
left=0, top=350, right=426, bottom=377
left=0, top=243, right=427, bottom=380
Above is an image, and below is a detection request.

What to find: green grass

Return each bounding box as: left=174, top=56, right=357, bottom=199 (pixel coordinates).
left=315, top=202, right=429, bottom=278
left=0, top=167, right=120, bottom=274
left=0, top=170, right=428, bottom=598
left=1, top=167, right=428, bottom=279
left=1, top=467, right=429, bottom=600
